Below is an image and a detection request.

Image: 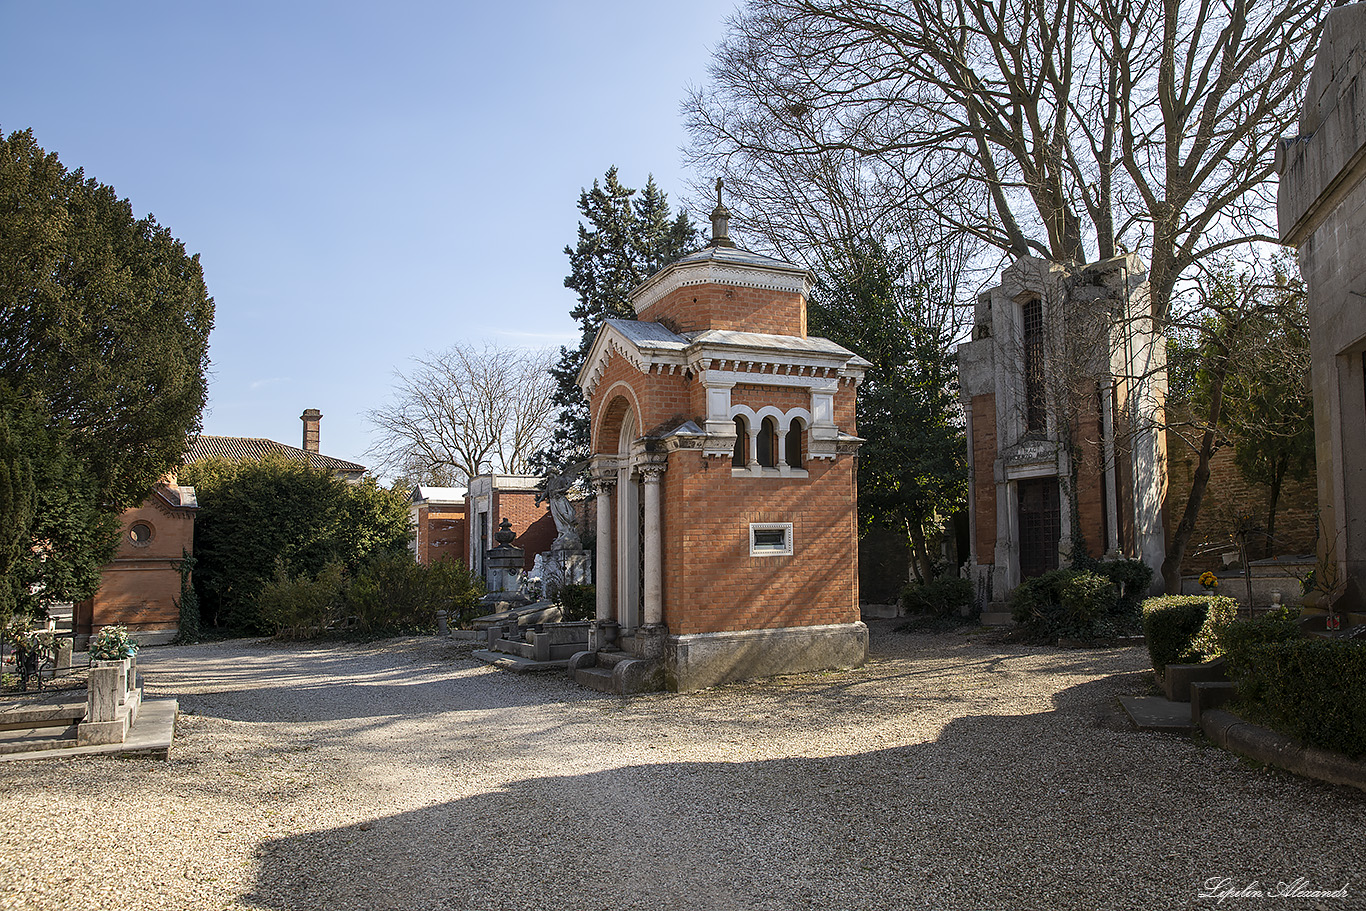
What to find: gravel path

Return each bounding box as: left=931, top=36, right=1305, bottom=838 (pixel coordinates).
left=2, top=621, right=1362, bottom=911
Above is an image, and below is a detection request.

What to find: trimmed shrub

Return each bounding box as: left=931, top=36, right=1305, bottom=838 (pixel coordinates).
left=1009, top=568, right=1072, bottom=626
left=1009, top=568, right=1132, bottom=641
left=258, top=562, right=348, bottom=639
left=1060, top=572, right=1118, bottom=625
left=1141, top=595, right=1238, bottom=673
left=901, top=578, right=975, bottom=618
left=557, top=584, right=595, bottom=622
left=1092, top=559, right=1153, bottom=615
left=1232, top=639, right=1366, bottom=758
left=259, top=555, right=483, bottom=640
left=1217, top=610, right=1303, bottom=677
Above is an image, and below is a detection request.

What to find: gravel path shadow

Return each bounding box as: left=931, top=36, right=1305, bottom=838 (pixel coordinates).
left=2, top=622, right=1362, bottom=911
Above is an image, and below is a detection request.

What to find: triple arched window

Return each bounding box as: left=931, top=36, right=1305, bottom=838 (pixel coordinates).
left=731, top=409, right=807, bottom=475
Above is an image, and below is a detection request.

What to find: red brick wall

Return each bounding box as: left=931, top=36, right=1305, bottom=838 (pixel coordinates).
left=971, top=394, right=998, bottom=562
left=732, top=383, right=814, bottom=413
left=661, top=449, right=859, bottom=635
left=423, top=505, right=467, bottom=567
left=77, top=490, right=195, bottom=635
left=1165, top=426, right=1319, bottom=574
left=494, top=490, right=556, bottom=571
left=592, top=358, right=692, bottom=451
left=639, top=283, right=806, bottom=337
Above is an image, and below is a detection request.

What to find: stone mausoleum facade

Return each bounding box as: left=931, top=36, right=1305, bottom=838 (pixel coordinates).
left=574, top=200, right=869, bottom=691
left=957, top=255, right=1167, bottom=617
left=1278, top=1, right=1366, bottom=617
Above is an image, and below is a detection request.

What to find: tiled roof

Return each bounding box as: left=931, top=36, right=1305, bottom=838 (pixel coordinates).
left=605, top=318, right=689, bottom=348
left=186, top=436, right=367, bottom=474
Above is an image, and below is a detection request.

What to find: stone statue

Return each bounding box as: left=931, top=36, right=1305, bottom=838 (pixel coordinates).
left=544, top=465, right=582, bottom=550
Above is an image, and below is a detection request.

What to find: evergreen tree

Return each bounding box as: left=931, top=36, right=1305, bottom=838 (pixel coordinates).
left=534, top=168, right=699, bottom=472
left=810, top=243, right=966, bottom=583
left=0, top=128, right=213, bottom=620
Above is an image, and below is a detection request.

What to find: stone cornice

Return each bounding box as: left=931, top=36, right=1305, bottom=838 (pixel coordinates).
left=579, top=325, right=867, bottom=398
left=631, top=259, right=812, bottom=316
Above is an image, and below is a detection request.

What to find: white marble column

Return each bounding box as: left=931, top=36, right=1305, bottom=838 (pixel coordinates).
left=640, top=463, right=665, bottom=626
left=593, top=476, right=615, bottom=623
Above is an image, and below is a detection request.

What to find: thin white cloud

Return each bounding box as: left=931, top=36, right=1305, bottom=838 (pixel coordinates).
left=249, top=377, right=291, bottom=390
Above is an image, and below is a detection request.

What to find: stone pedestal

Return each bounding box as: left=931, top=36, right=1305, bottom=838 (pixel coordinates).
left=54, top=639, right=72, bottom=670
left=633, top=623, right=667, bottom=659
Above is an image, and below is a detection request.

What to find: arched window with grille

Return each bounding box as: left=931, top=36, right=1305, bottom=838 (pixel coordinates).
left=784, top=418, right=804, bottom=469
left=732, top=416, right=749, bottom=467
left=757, top=417, right=779, bottom=468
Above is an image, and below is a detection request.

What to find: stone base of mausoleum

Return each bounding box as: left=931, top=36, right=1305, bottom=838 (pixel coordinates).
left=665, top=621, right=868, bottom=692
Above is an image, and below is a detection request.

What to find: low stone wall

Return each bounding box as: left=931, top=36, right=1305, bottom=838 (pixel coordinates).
left=1179, top=559, right=1313, bottom=608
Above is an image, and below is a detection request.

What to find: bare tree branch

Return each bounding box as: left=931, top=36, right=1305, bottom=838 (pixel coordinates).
left=366, top=343, right=557, bottom=486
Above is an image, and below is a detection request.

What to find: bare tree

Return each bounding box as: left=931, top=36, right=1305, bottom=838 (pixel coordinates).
left=686, top=0, right=1325, bottom=590
left=685, top=0, right=1323, bottom=321
left=366, top=343, right=558, bottom=486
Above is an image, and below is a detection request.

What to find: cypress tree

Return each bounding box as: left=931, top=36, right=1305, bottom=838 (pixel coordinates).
left=534, top=168, right=699, bottom=473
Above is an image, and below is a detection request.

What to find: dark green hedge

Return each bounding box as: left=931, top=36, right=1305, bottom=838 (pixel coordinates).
left=901, top=578, right=974, bottom=618
left=557, top=583, right=595, bottom=622
left=1217, top=611, right=1303, bottom=677
left=1010, top=566, right=1134, bottom=642
left=1140, top=595, right=1238, bottom=672
left=258, top=553, right=484, bottom=639
left=1233, top=639, right=1366, bottom=759
left=181, top=457, right=413, bottom=632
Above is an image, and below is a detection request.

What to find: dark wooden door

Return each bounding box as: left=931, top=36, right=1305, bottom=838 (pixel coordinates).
left=1018, top=477, right=1061, bottom=579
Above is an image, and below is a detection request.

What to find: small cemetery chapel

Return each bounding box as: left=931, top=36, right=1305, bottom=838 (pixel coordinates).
left=1278, top=1, right=1366, bottom=619
left=572, top=187, right=870, bottom=691
left=957, top=255, right=1167, bottom=618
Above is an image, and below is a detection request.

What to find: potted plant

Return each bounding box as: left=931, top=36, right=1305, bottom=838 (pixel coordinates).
left=88, top=625, right=137, bottom=680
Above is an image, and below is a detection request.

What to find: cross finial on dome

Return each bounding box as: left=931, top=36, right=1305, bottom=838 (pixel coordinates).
left=709, top=177, right=736, bottom=248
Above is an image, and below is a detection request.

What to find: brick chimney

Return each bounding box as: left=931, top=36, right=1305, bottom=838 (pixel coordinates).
left=301, top=409, right=322, bottom=453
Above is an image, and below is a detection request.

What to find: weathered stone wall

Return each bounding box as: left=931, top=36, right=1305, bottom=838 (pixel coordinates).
left=1277, top=2, right=1366, bottom=610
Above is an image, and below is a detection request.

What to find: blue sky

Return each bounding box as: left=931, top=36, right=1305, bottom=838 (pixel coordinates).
left=1, top=1, right=738, bottom=471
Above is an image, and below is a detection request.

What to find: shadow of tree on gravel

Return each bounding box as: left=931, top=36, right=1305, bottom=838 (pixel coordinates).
left=243, top=673, right=1366, bottom=911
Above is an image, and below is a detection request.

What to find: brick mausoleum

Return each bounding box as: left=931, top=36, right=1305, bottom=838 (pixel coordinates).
left=75, top=482, right=198, bottom=647
left=573, top=191, right=869, bottom=691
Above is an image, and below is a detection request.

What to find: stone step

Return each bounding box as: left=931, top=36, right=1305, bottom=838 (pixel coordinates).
left=594, top=650, right=635, bottom=670
left=470, top=649, right=569, bottom=674
left=573, top=666, right=617, bottom=693
left=0, top=725, right=79, bottom=755
left=0, top=700, right=86, bottom=730
left=979, top=611, right=1014, bottom=627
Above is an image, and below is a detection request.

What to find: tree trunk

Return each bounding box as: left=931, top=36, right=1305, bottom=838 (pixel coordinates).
left=906, top=518, right=934, bottom=584
left=1161, top=359, right=1230, bottom=593
left=1264, top=457, right=1287, bottom=560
